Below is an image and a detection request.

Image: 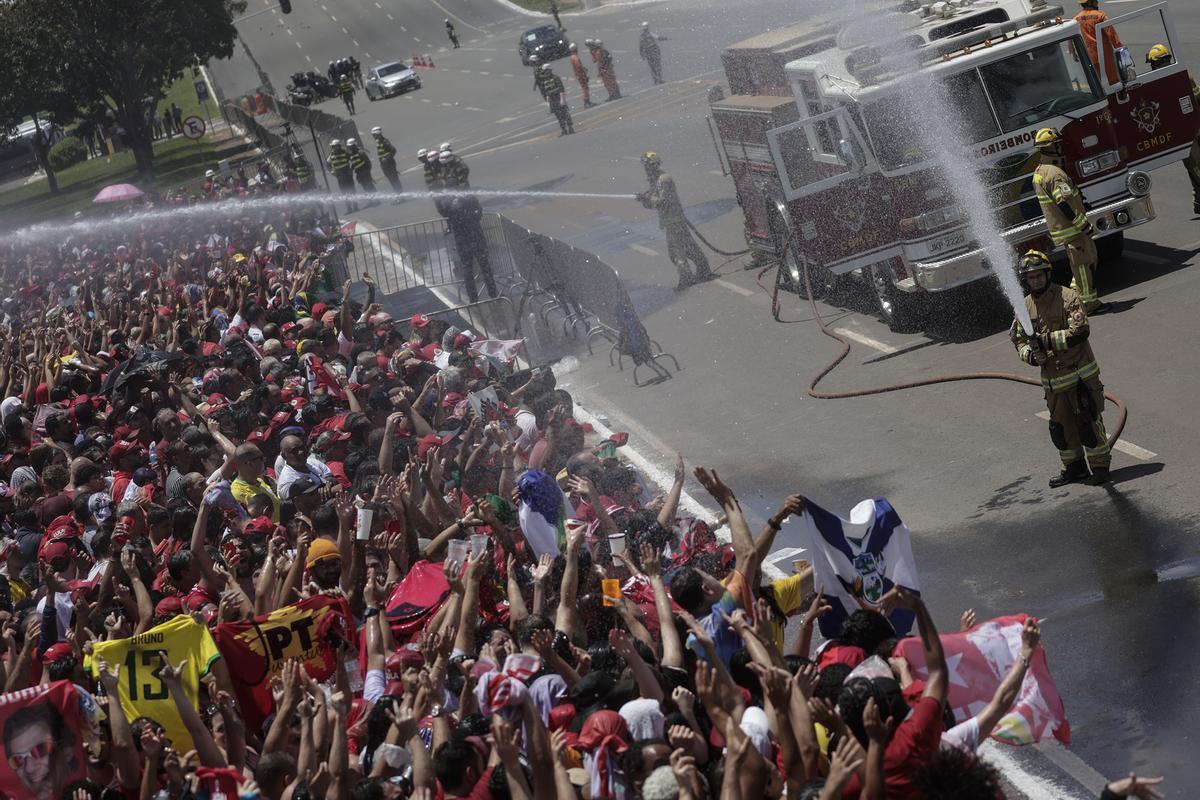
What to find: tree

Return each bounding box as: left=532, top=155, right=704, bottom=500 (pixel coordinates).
left=1, top=0, right=246, bottom=181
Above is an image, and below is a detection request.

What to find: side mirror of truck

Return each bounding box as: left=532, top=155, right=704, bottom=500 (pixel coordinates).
left=1115, top=47, right=1138, bottom=86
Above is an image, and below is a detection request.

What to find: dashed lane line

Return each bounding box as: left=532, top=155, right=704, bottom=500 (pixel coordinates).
left=713, top=279, right=755, bottom=297
left=833, top=327, right=899, bottom=355
left=629, top=243, right=658, bottom=256
left=1034, top=411, right=1156, bottom=460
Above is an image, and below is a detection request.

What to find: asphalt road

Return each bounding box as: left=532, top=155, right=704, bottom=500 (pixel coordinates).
left=211, top=0, right=1200, bottom=793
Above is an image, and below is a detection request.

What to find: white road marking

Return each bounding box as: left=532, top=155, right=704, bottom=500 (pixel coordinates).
left=1035, top=411, right=1156, bottom=460
left=479, top=71, right=490, bottom=75
left=421, top=98, right=431, bottom=102
left=465, top=106, right=484, bottom=112
left=295, top=41, right=303, bottom=48
left=321, top=3, right=327, bottom=9
left=980, top=743, right=1094, bottom=800
left=833, top=327, right=899, bottom=355
left=398, top=23, right=405, bottom=29
left=495, top=116, right=518, bottom=123
left=708, top=170, right=724, bottom=176
left=305, top=54, right=312, bottom=62
left=629, top=243, right=658, bottom=256
left=353, top=39, right=360, bottom=46
left=330, top=14, right=337, bottom=21
left=341, top=26, right=348, bottom=34
left=286, top=28, right=293, bottom=36
left=441, top=102, right=453, bottom=106
left=482, top=57, right=493, bottom=62
left=460, top=69, right=471, bottom=73
left=414, top=36, right=422, bottom=42
left=767, top=546, right=807, bottom=566
left=374, top=1, right=381, bottom=6
left=714, top=278, right=755, bottom=297
left=364, top=51, right=371, bottom=58
left=502, top=73, right=515, bottom=77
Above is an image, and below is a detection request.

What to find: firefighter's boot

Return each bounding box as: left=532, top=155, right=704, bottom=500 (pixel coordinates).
left=1086, top=467, right=1111, bottom=486
left=1049, top=461, right=1090, bottom=488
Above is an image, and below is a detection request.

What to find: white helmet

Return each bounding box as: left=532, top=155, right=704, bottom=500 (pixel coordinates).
left=417, top=148, right=428, bottom=159
left=642, top=21, right=649, bottom=27
left=568, top=43, right=577, bottom=53
left=205, top=169, right=215, bottom=178
left=539, top=64, right=550, bottom=71
left=347, top=138, right=358, bottom=147
left=438, top=150, right=453, bottom=162
left=330, top=138, right=342, bottom=147
left=445, top=18, right=450, bottom=23
left=439, top=142, right=452, bottom=152
left=371, top=126, right=382, bottom=135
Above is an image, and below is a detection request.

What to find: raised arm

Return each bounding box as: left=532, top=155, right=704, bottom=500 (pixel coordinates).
left=974, top=618, right=1041, bottom=741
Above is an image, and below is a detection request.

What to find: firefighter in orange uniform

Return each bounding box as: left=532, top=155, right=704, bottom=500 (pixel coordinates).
left=1075, top=0, right=1123, bottom=84
left=1011, top=251, right=1110, bottom=487
left=1032, top=127, right=1104, bottom=313
left=1147, top=44, right=1200, bottom=214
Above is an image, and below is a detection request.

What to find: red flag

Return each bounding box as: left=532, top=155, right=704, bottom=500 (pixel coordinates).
left=0, top=680, right=87, bottom=799
left=384, top=560, right=450, bottom=643
left=304, top=354, right=346, bottom=400
left=214, top=595, right=353, bottom=730
left=895, top=613, right=1069, bottom=745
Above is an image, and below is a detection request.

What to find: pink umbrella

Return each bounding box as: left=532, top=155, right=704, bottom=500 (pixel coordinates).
left=93, top=183, right=145, bottom=204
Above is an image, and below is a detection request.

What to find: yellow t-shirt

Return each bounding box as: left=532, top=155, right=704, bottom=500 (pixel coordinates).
left=231, top=476, right=280, bottom=521
left=766, top=572, right=811, bottom=652
left=87, top=616, right=221, bottom=751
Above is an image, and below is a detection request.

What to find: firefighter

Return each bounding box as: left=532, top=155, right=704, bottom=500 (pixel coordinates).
left=1011, top=250, right=1110, bottom=486
left=1075, top=0, right=1123, bottom=84
left=1032, top=127, right=1104, bottom=313
left=535, top=64, right=574, bottom=136
left=637, top=151, right=714, bottom=290
left=639, top=22, right=664, bottom=84
left=445, top=19, right=460, bottom=48
left=438, top=145, right=470, bottom=188
left=291, top=146, right=316, bottom=191
left=347, top=138, right=377, bottom=206
left=372, top=126, right=402, bottom=198
left=326, top=138, right=357, bottom=212
left=587, top=39, right=621, bottom=101
left=568, top=43, right=594, bottom=108
left=1147, top=44, right=1200, bottom=214
left=338, top=73, right=356, bottom=115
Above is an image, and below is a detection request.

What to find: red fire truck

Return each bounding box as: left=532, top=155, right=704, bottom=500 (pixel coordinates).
left=709, top=0, right=1198, bottom=330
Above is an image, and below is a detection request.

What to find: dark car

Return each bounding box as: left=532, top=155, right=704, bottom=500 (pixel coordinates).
left=518, top=25, right=570, bottom=66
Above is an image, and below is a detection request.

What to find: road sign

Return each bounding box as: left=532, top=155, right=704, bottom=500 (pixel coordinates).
left=181, top=115, right=206, bottom=140
left=194, top=80, right=209, bottom=103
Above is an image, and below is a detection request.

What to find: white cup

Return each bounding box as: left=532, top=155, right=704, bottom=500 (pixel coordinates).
left=355, top=507, right=374, bottom=541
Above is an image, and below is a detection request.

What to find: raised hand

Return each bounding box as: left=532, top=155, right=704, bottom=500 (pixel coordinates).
left=639, top=542, right=662, bottom=578
left=692, top=466, right=738, bottom=508
left=826, top=736, right=866, bottom=790
left=531, top=553, right=553, bottom=585
left=960, top=608, right=977, bottom=632
left=1105, top=774, right=1165, bottom=800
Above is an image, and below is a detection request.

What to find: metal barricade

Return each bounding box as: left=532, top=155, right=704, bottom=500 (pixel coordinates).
left=344, top=213, right=516, bottom=303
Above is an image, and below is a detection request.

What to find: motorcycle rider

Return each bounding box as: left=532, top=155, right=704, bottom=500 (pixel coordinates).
left=567, top=44, right=594, bottom=108
left=1033, top=127, right=1103, bottom=313
left=636, top=151, right=714, bottom=290
left=347, top=138, right=377, bottom=204
left=338, top=71, right=356, bottom=115
left=638, top=22, right=665, bottom=84
left=535, top=64, right=574, bottom=136
left=326, top=138, right=357, bottom=212
left=445, top=19, right=460, bottom=48
left=372, top=126, right=402, bottom=198
left=1147, top=44, right=1200, bottom=214
left=1010, top=250, right=1111, bottom=486
left=586, top=39, right=621, bottom=101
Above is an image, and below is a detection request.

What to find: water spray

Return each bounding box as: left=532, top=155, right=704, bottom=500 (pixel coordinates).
left=0, top=189, right=638, bottom=248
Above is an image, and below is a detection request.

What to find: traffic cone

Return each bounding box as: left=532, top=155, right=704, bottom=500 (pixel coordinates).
left=425, top=54, right=435, bottom=69
left=412, top=55, right=423, bottom=68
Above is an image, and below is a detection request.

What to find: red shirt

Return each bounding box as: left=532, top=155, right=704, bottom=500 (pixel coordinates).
left=111, top=471, right=133, bottom=504
left=841, top=696, right=945, bottom=800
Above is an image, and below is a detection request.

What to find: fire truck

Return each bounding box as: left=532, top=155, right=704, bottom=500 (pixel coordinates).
left=709, top=0, right=1198, bottom=330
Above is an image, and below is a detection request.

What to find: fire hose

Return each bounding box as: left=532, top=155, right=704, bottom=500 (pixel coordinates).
left=682, top=216, right=751, bottom=257
left=756, top=237, right=1129, bottom=449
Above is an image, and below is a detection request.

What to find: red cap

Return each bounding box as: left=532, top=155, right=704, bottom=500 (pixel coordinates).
left=243, top=516, right=276, bottom=537
left=417, top=433, right=453, bottom=459
left=410, top=313, right=431, bottom=329
left=311, top=302, right=328, bottom=319
left=38, top=540, right=72, bottom=566
left=107, top=440, right=142, bottom=462
left=41, top=642, right=72, bottom=664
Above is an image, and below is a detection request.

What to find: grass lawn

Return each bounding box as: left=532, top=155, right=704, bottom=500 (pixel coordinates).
left=0, top=133, right=252, bottom=228
left=161, top=71, right=220, bottom=126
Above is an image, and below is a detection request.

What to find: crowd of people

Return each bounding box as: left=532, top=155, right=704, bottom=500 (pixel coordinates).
left=0, top=165, right=1170, bottom=800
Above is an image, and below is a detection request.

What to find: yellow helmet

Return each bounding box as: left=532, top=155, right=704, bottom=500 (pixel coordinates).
left=1146, top=44, right=1171, bottom=66
left=1017, top=250, right=1052, bottom=276
left=1034, top=128, right=1062, bottom=150
left=641, top=151, right=661, bottom=168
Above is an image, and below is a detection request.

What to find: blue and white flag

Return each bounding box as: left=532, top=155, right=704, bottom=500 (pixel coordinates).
left=799, top=497, right=920, bottom=640
left=516, top=470, right=576, bottom=558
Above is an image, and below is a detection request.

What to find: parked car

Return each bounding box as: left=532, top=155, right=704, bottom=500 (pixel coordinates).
left=518, top=25, right=570, bottom=66
left=364, top=62, right=421, bottom=101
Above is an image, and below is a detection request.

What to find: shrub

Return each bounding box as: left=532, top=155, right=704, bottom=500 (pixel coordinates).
left=47, top=136, right=87, bottom=170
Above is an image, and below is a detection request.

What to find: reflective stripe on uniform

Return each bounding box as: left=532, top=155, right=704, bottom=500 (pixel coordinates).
left=1059, top=447, right=1084, bottom=466
left=1042, top=360, right=1099, bottom=392
left=1050, top=330, right=1068, bottom=351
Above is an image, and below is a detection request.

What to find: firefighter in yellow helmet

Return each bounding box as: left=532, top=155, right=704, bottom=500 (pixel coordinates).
left=637, top=151, right=714, bottom=290
left=1147, top=44, right=1200, bottom=214
left=1010, top=250, right=1110, bottom=486
left=1032, top=127, right=1104, bottom=313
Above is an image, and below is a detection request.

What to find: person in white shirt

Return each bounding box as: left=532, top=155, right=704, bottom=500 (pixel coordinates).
left=275, top=434, right=334, bottom=500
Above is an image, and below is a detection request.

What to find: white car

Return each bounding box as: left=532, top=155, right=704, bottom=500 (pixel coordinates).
left=364, top=62, right=421, bottom=101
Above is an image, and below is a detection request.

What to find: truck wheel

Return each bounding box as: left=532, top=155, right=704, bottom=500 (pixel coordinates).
left=869, top=264, right=919, bottom=333
left=1097, top=232, right=1124, bottom=262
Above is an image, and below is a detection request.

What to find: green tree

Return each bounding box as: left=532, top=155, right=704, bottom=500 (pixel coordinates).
left=1, top=0, right=246, bottom=182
